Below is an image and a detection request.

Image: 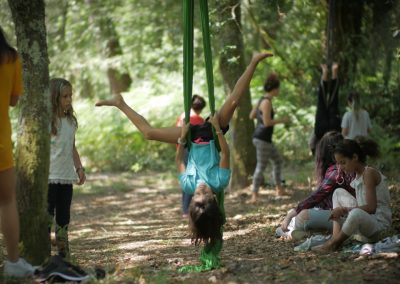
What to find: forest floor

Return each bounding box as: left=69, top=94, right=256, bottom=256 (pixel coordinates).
left=2, top=164, right=400, bottom=284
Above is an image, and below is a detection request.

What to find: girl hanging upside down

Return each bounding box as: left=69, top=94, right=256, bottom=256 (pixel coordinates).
left=95, top=52, right=272, bottom=269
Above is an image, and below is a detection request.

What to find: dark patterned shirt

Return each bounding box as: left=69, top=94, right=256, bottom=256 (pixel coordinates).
left=295, top=164, right=355, bottom=214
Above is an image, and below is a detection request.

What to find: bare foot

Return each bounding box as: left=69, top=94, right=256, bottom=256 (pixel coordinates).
left=332, top=62, right=339, bottom=79
left=312, top=240, right=337, bottom=254
left=249, top=192, right=258, bottom=204
left=321, top=64, right=328, bottom=81
left=275, top=186, right=287, bottom=196
left=95, top=93, right=125, bottom=108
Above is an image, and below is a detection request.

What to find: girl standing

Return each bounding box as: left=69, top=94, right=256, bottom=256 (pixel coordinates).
left=341, top=91, right=372, bottom=139
left=0, top=26, right=35, bottom=278
left=48, top=78, right=86, bottom=258
left=249, top=73, right=289, bottom=202
left=315, top=137, right=391, bottom=252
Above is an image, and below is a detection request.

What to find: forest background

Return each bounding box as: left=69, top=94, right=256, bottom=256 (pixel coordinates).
left=1, top=0, right=400, bottom=281
left=2, top=0, right=399, bottom=177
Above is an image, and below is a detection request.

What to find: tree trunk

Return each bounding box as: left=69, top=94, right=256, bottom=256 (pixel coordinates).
left=8, top=0, right=51, bottom=264
left=86, top=0, right=132, bottom=94
left=216, top=0, right=256, bottom=190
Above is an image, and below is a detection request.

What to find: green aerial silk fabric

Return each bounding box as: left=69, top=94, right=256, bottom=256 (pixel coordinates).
left=179, top=0, right=225, bottom=272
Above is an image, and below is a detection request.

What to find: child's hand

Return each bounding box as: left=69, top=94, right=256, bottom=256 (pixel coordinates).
left=77, top=169, right=86, bottom=185
left=329, top=207, right=346, bottom=220
left=252, top=52, right=273, bottom=63
left=180, top=122, right=190, bottom=138
left=95, top=94, right=125, bottom=108
left=209, top=113, right=221, bottom=131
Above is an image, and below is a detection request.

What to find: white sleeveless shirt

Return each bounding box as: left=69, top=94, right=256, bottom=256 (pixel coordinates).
left=49, top=118, right=78, bottom=184
left=350, top=168, right=392, bottom=230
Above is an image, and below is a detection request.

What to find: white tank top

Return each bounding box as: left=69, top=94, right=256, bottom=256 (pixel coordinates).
left=350, top=167, right=392, bottom=230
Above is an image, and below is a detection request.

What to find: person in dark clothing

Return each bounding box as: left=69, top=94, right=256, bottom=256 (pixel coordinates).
left=310, top=63, right=341, bottom=155
left=249, top=73, right=289, bottom=203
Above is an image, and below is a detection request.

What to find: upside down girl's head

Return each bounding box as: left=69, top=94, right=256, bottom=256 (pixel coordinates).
left=50, top=78, right=77, bottom=135
left=188, top=183, right=224, bottom=246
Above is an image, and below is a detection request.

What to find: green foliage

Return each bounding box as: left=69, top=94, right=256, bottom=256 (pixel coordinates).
left=4, top=0, right=399, bottom=172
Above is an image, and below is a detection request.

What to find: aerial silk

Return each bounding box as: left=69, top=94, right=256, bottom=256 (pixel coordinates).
left=178, top=0, right=224, bottom=272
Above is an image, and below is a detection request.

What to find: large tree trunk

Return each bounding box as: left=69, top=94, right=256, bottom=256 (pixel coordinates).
left=216, top=0, right=256, bottom=190
left=8, top=0, right=51, bottom=264
left=86, top=0, right=132, bottom=94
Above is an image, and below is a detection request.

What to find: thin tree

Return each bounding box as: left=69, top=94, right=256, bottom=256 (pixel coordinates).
left=215, top=0, right=256, bottom=189
left=8, top=0, right=51, bottom=263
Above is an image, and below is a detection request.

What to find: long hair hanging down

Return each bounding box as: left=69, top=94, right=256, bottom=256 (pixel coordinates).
left=0, top=27, right=17, bottom=64
left=315, top=131, right=343, bottom=183
left=50, top=78, right=78, bottom=135
left=347, top=91, right=361, bottom=121
left=188, top=186, right=224, bottom=246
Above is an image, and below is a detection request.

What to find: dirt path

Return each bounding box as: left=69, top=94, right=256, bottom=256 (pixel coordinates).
left=63, top=170, right=400, bottom=283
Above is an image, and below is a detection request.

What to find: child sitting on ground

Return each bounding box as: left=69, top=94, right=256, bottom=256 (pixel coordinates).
left=314, top=137, right=391, bottom=252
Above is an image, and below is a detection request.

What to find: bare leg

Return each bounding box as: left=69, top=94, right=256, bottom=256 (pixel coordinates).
left=315, top=220, right=348, bottom=252
left=218, top=53, right=273, bottom=128
left=0, top=168, right=20, bottom=262
left=96, top=94, right=181, bottom=143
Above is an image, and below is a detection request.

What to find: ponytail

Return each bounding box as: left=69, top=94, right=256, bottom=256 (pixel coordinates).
left=347, top=91, right=361, bottom=121
left=334, top=136, right=379, bottom=163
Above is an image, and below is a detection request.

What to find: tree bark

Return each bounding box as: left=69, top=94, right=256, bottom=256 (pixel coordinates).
left=216, top=0, right=256, bottom=190
left=8, top=0, right=51, bottom=263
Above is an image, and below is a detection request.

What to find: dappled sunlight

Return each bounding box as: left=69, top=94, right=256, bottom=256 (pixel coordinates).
left=57, top=170, right=400, bottom=283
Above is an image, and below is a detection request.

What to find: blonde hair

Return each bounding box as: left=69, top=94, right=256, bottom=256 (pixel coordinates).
left=50, top=78, right=78, bottom=135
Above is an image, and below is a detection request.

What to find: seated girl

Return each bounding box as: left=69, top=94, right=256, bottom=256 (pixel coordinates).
left=314, top=137, right=391, bottom=252
left=279, top=131, right=355, bottom=239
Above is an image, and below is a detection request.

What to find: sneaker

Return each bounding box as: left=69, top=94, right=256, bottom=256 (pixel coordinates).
left=4, top=258, right=35, bottom=278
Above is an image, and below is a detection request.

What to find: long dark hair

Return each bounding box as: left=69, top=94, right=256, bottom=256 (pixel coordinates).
left=0, top=27, right=17, bottom=64
left=50, top=78, right=78, bottom=135
left=188, top=186, right=224, bottom=246
left=315, top=131, right=343, bottom=183
left=334, top=136, right=379, bottom=163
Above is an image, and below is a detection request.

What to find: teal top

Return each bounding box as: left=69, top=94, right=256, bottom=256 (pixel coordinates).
left=179, top=140, right=231, bottom=194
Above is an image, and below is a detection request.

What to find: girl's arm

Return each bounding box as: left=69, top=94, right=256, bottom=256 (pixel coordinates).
left=73, top=139, right=86, bottom=185
left=259, top=100, right=288, bottom=127
left=210, top=114, right=230, bottom=169
left=218, top=52, right=273, bottom=128
left=341, top=127, right=349, bottom=137
left=358, top=168, right=378, bottom=214
left=332, top=168, right=379, bottom=218
left=175, top=123, right=190, bottom=173
left=96, top=94, right=181, bottom=143
left=249, top=105, right=257, bottom=119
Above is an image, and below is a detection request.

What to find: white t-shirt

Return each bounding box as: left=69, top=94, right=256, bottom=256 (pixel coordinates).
left=341, top=110, right=371, bottom=139
left=49, top=118, right=78, bottom=184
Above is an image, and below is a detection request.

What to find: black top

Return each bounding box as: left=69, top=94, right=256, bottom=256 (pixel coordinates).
left=253, top=97, right=274, bottom=142
left=190, top=119, right=229, bottom=143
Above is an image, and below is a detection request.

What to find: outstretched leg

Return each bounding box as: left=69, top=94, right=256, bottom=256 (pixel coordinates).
left=218, top=53, right=273, bottom=128
left=96, top=94, right=181, bottom=144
